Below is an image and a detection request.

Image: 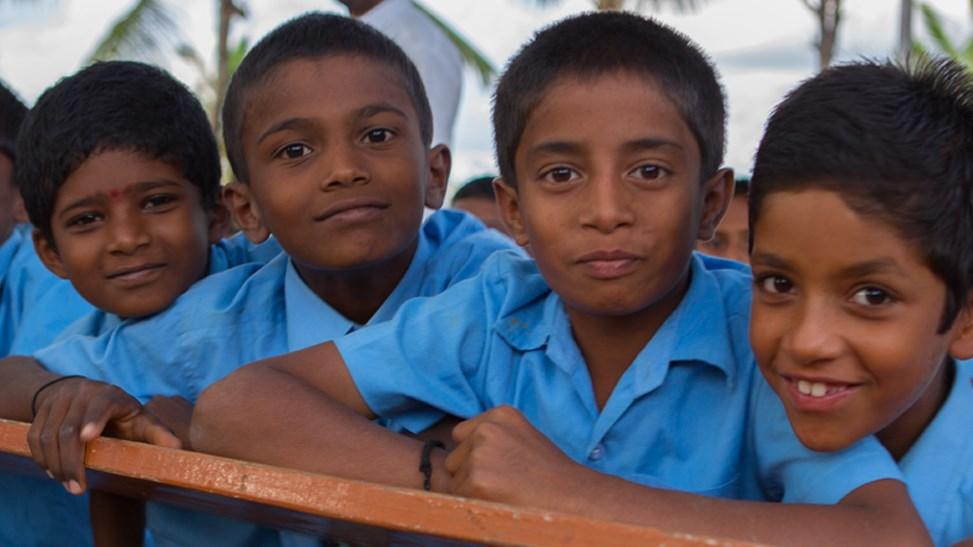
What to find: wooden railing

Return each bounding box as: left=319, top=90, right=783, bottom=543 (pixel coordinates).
left=0, top=419, right=748, bottom=546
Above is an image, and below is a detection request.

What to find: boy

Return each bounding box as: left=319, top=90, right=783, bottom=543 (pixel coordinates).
left=747, top=59, right=973, bottom=546
left=0, top=60, right=280, bottom=547
left=191, top=12, right=929, bottom=545
left=696, top=176, right=748, bottom=263
left=451, top=175, right=509, bottom=234
left=0, top=79, right=92, bottom=357
left=0, top=13, right=515, bottom=546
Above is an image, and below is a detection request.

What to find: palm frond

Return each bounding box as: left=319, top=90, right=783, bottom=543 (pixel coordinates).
left=87, top=0, right=184, bottom=64
left=919, top=3, right=960, bottom=59
left=411, top=0, right=496, bottom=87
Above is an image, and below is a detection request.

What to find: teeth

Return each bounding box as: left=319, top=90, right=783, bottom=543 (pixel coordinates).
left=796, top=380, right=838, bottom=398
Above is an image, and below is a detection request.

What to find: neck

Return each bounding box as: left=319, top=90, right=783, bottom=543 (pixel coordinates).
left=293, top=239, right=417, bottom=326
left=566, top=271, right=691, bottom=411
left=877, top=358, right=954, bottom=461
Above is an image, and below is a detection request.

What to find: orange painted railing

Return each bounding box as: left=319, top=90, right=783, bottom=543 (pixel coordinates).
left=0, top=419, right=748, bottom=546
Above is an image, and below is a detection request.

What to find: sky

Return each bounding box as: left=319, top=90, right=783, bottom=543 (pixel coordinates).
left=0, top=0, right=969, bottom=187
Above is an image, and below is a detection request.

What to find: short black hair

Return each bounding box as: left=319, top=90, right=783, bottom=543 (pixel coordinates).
left=0, top=79, right=27, bottom=164
left=16, top=61, right=221, bottom=244
left=750, top=58, right=973, bottom=332
left=493, top=11, right=726, bottom=187
left=222, top=12, right=433, bottom=182
left=733, top=176, right=750, bottom=196
left=453, top=175, right=496, bottom=203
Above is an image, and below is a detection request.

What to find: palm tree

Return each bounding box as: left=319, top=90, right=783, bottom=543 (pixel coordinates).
left=912, top=0, right=973, bottom=72
left=797, top=0, right=842, bottom=70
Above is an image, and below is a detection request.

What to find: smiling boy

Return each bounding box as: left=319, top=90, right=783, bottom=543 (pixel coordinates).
left=747, top=59, right=973, bottom=546
left=192, top=12, right=928, bottom=545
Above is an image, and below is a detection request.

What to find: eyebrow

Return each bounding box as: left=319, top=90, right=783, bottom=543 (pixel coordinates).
left=355, top=103, right=409, bottom=122
left=256, top=103, right=409, bottom=146
left=58, top=179, right=185, bottom=219
left=751, top=251, right=908, bottom=278
left=525, top=137, right=685, bottom=163
left=256, top=117, right=316, bottom=145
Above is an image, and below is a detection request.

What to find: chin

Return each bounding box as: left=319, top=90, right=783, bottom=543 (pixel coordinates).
left=791, top=423, right=857, bottom=453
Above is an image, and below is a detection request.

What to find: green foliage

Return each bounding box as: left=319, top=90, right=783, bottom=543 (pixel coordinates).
left=913, top=1, right=972, bottom=71
left=411, top=0, right=496, bottom=86
left=86, top=0, right=194, bottom=64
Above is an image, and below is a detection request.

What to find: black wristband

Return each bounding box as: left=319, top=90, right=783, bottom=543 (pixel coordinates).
left=419, top=440, right=445, bottom=491
left=31, top=375, right=85, bottom=418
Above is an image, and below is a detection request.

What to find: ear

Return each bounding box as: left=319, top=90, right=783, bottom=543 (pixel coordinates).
left=222, top=182, right=270, bottom=244
left=11, top=194, right=27, bottom=224
left=205, top=197, right=231, bottom=244
left=422, top=144, right=451, bottom=210
left=494, top=178, right=530, bottom=248
left=948, top=297, right=973, bottom=360
left=31, top=228, right=68, bottom=279
left=696, top=167, right=735, bottom=241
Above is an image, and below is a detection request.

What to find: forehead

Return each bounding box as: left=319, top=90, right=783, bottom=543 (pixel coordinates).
left=515, top=72, right=699, bottom=167
left=242, top=54, right=417, bottom=138
left=57, top=149, right=189, bottom=204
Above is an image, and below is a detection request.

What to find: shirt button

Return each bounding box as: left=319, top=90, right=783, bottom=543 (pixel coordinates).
left=588, top=444, right=604, bottom=461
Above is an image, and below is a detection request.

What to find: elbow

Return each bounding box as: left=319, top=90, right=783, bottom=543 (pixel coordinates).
left=190, top=367, right=253, bottom=455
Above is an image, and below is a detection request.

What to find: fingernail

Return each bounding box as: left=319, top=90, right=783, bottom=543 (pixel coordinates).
left=67, top=480, right=82, bottom=495
left=45, top=470, right=54, bottom=480
left=80, top=423, right=96, bottom=439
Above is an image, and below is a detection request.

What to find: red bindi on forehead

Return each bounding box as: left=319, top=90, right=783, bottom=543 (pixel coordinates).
left=107, top=188, right=123, bottom=200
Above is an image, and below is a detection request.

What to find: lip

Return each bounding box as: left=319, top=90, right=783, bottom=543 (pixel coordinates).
left=105, top=263, right=166, bottom=287
left=575, top=249, right=642, bottom=280
left=314, top=198, right=389, bottom=223
left=778, top=373, right=863, bottom=413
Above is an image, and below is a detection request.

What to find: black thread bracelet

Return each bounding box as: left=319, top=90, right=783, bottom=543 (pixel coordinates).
left=31, top=375, right=85, bottom=418
left=419, top=440, right=445, bottom=491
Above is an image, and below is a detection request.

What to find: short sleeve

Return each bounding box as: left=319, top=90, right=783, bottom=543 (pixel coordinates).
left=336, top=272, right=496, bottom=434
left=749, top=368, right=903, bottom=504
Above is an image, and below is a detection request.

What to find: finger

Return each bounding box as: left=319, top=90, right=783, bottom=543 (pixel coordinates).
left=56, top=395, right=91, bottom=492
left=37, top=392, right=73, bottom=482
left=126, top=413, right=182, bottom=449
left=27, top=401, right=53, bottom=477
left=444, top=433, right=475, bottom=475
left=78, top=391, right=135, bottom=442
left=451, top=412, right=493, bottom=443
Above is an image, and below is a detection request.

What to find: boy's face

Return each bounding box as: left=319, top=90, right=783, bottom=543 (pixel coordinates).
left=34, top=149, right=224, bottom=318
left=696, top=193, right=748, bottom=264
left=750, top=189, right=973, bottom=452
left=229, top=55, right=448, bottom=277
left=496, top=72, right=731, bottom=324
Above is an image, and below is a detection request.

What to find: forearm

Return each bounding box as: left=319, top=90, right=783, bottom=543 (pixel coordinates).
left=192, top=363, right=449, bottom=490
left=543, top=470, right=929, bottom=546
left=0, top=356, right=60, bottom=421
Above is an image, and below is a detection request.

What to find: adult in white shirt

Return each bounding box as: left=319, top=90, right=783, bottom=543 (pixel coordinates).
left=339, top=0, right=463, bottom=149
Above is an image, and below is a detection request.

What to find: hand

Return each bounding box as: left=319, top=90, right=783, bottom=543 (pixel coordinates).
left=444, top=406, right=588, bottom=511
left=145, top=396, right=194, bottom=448
left=28, top=377, right=181, bottom=494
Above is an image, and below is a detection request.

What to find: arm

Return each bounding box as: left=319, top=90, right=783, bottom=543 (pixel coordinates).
left=0, top=355, right=61, bottom=421
left=445, top=406, right=931, bottom=547
left=192, top=342, right=448, bottom=490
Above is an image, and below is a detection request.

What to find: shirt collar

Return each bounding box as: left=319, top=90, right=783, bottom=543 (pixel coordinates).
left=283, top=234, right=431, bottom=352
left=495, top=253, right=740, bottom=388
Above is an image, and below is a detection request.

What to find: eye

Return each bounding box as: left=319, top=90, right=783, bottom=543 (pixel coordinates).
left=756, top=274, right=794, bottom=295
left=67, top=212, right=102, bottom=228
left=362, top=128, right=394, bottom=144
left=851, top=286, right=894, bottom=307
left=629, top=163, right=666, bottom=180
left=277, top=143, right=312, bottom=160
left=143, top=194, right=177, bottom=210
left=541, top=166, right=579, bottom=184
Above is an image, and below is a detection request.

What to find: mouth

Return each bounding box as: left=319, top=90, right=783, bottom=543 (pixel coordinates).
left=106, top=263, right=166, bottom=286
left=780, top=374, right=862, bottom=412
left=314, top=198, right=389, bottom=223
left=575, top=250, right=642, bottom=280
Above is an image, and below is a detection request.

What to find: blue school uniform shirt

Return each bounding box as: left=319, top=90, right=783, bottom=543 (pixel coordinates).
left=337, top=251, right=902, bottom=504
left=0, top=232, right=281, bottom=547
left=900, top=360, right=973, bottom=546
left=0, top=224, right=93, bottom=357
left=31, top=210, right=515, bottom=547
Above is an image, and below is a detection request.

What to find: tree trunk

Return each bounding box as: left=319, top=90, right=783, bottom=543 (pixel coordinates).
left=898, top=0, right=913, bottom=63
left=801, top=0, right=842, bottom=70
left=213, top=0, right=242, bottom=130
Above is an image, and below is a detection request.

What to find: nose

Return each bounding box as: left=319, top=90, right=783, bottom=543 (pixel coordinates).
left=781, top=298, right=844, bottom=367
left=321, top=141, right=369, bottom=190
left=578, top=172, right=635, bottom=233
left=106, top=209, right=150, bottom=255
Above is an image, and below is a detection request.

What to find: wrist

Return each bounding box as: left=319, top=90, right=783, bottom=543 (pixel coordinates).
left=31, top=375, right=85, bottom=418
